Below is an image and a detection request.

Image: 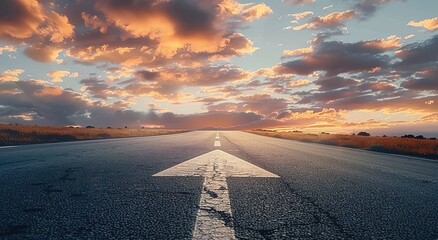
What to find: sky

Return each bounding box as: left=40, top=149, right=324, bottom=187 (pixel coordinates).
left=0, top=0, right=437, bottom=136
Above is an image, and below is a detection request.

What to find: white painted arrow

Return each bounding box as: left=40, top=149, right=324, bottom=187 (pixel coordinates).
left=153, top=150, right=279, bottom=239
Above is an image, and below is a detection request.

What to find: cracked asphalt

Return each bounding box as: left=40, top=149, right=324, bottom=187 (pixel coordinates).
left=0, top=131, right=437, bottom=239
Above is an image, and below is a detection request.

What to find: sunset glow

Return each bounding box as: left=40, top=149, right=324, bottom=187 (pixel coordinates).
left=0, top=0, right=437, bottom=136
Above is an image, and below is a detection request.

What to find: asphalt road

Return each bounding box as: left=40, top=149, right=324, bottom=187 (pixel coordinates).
left=0, top=131, right=437, bottom=239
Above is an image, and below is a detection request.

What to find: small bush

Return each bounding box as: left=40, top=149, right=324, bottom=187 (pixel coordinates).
left=357, top=132, right=370, bottom=136
left=401, top=134, right=415, bottom=138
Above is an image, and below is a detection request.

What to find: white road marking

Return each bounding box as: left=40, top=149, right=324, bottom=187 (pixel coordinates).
left=214, top=141, right=221, bottom=147
left=215, top=136, right=220, bottom=139
left=154, top=150, right=279, bottom=239
left=0, top=146, right=18, bottom=149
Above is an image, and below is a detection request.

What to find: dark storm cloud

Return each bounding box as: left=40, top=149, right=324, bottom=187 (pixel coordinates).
left=207, top=94, right=289, bottom=118
left=136, top=71, right=160, bottom=82
left=275, top=40, right=391, bottom=76
left=314, top=76, right=358, bottom=91
left=352, top=0, right=399, bottom=19
left=80, top=78, right=119, bottom=99
left=0, top=81, right=89, bottom=125
left=395, top=34, right=438, bottom=67
left=401, top=66, right=438, bottom=91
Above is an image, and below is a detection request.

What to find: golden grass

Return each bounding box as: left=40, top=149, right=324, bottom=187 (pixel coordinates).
left=0, top=124, right=188, bottom=145
left=247, top=130, right=438, bottom=159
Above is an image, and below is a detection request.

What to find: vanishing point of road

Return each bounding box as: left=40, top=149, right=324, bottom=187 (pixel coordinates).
left=0, top=131, right=437, bottom=239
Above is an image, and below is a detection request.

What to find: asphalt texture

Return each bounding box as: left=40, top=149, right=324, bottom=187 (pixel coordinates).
left=0, top=131, right=437, bottom=239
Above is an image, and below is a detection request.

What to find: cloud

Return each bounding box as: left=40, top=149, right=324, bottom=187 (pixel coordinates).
left=0, top=45, right=16, bottom=55
left=401, top=67, right=438, bottom=91
left=34, top=86, right=63, bottom=97
left=117, top=64, right=250, bottom=102
left=38, top=11, right=75, bottom=43
left=288, top=79, right=311, bottom=88
left=241, top=3, right=273, bottom=22
left=81, top=12, right=109, bottom=34
left=362, top=35, right=401, bottom=50
left=282, top=47, right=313, bottom=57
left=283, top=0, right=315, bottom=4
left=0, top=0, right=74, bottom=42
left=290, top=11, right=313, bottom=21
left=408, top=17, right=438, bottom=31
left=287, top=0, right=400, bottom=34
left=0, top=81, right=91, bottom=125
left=0, top=69, right=25, bottom=82
left=0, top=0, right=44, bottom=39
left=275, top=38, right=393, bottom=76
left=292, top=10, right=356, bottom=31
left=314, top=76, right=358, bottom=91
left=395, top=34, right=438, bottom=67
left=24, top=45, right=61, bottom=62
left=47, top=70, right=79, bottom=83
left=0, top=80, right=271, bottom=129
left=207, top=93, right=288, bottom=118
left=353, top=0, right=399, bottom=19
left=0, top=0, right=262, bottom=66
left=88, top=0, right=259, bottom=58
left=80, top=78, right=119, bottom=99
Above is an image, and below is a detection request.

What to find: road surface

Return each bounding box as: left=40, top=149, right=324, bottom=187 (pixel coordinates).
left=0, top=131, right=437, bottom=239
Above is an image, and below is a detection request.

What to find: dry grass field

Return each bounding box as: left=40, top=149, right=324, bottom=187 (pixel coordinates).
left=248, top=130, right=438, bottom=160
left=0, top=124, right=188, bottom=146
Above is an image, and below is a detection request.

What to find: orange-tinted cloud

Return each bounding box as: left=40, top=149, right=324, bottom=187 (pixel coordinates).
left=24, top=45, right=61, bottom=62
left=282, top=47, right=313, bottom=57
left=284, top=0, right=315, bottom=4
left=38, top=11, right=75, bottom=43
left=47, top=70, right=79, bottom=83
left=362, top=35, right=401, bottom=51
left=408, top=17, right=438, bottom=31
left=0, top=45, right=16, bottom=55
left=207, top=93, right=288, bottom=118
left=0, top=0, right=44, bottom=39
left=241, top=3, right=273, bottom=22
left=0, top=69, right=24, bottom=82
left=290, top=11, right=314, bottom=21
left=293, top=10, right=356, bottom=30
left=35, top=86, right=63, bottom=97
left=288, top=79, right=311, bottom=88
left=0, top=0, right=74, bottom=43
left=275, top=39, right=391, bottom=76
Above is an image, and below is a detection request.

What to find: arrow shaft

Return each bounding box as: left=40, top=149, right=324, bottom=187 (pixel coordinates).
left=193, top=161, right=236, bottom=239
left=153, top=149, right=279, bottom=239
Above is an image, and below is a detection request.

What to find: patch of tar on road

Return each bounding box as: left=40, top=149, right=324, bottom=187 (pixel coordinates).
left=0, top=224, right=29, bottom=237
left=143, top=190, right=196, bottom=196
left=44, top=184, right=63, bottom=194
left=58, top=167, right=81, bottom=181
left=70, top=193, right=86, bottom=198
left=22, top=207, right=45, bottom=213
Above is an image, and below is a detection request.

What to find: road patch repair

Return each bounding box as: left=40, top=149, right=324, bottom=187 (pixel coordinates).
left=153, top=149, right=279, bottom=239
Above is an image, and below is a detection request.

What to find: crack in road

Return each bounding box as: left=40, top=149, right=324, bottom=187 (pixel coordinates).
left=223, top=133, right=354, bottom=239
